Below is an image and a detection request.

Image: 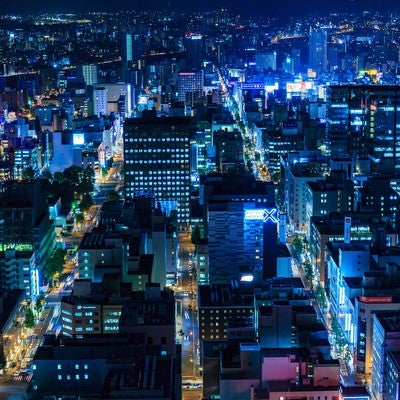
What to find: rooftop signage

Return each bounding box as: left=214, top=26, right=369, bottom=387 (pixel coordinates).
left=358, top=296, right=392, bottom=304
left=244, top=208, right=278, bottom=223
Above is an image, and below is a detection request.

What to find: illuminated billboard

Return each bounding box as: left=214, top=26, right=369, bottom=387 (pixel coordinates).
left=241, top=83, right=264, bottom=90
left=244, top=208, right=278, bottom=223
left=73, top=133, right=85, bottom=145
left=286, top=81, right=313, bottom=93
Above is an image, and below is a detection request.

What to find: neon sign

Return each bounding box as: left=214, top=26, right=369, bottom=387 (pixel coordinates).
left=244, top=208, right=278, bottom=223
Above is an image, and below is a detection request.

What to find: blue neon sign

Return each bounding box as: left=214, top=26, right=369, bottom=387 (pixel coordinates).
left=244, top=208, right=278, bottom=223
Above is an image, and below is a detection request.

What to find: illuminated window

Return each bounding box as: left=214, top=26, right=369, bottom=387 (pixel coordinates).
left=58, top=375, right=62, bottom=380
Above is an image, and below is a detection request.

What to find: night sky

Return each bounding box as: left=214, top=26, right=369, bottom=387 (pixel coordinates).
left=5, top=0, right=400, bottom=17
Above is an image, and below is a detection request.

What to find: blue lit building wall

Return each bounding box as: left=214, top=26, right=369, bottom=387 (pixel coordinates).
left=243, top=205, right=278, bottom=280
left=327, top=85, right=400, bottom=174
left=208, top=202, right=277, bottom=284
left=262, top=208, right=278, bottom=278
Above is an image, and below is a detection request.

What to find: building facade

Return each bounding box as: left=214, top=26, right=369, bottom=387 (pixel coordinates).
left=177, top=70, right=204, bottom=105
left=326, top=85, right=400, bottom=175
left=123, top=112, right=195, bottom=223
left=309, top=29, right=327, bottom=75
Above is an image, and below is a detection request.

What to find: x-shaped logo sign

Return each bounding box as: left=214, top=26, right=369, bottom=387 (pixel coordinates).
left=263, top=208, right=278, bottom=223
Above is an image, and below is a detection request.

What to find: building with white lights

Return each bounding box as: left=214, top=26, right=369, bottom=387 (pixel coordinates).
left=201, top=175, right=277, bottom=284
left=177, top=70, right=204, bottom=105
left=0, top=249, right=38, bottom=301
left=207, top=202, right=278, bottom=284
left=281, top=151, right=329, bottom=233
left=0, top=181, right=55, bottom=282
left=123, top=111, right=195, bottom=224
left=372, top=312, right=400, bottom=400
left=355, top=296, right=400, bottom=380
left=93, top=86, right=108, bottom=117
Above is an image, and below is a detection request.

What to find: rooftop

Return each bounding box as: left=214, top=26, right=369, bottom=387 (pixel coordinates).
left=198, top=284, right=254, bottom=308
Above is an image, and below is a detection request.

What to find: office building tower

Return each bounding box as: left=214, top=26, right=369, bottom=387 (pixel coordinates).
left=309, top=213, right=397, bottom=284
left=327, top=85, right=400, bottom=174
left=280, top=151, right=329, bottom=233
left=121, top=32, right=143, bottom=86
left=122, top=32, right=133, bottom=68
left=184, top=33, right=204, bottom=69
left=93, top=87, right=108, bottom=117
left=305, top=172, right=355, bottom=222
left=207, top=201, right=278, bottom=283
left=291, top=48, right=302, bottom=74
left=356, top=176, right=399, bottom=230
left=177, top=70, right=204, bottom=105
left=327, top=44, right=340, bottom=71
left=213, top=129, right=244, bottom=173
left=325, top=240, right=371, bottom=335
left=372, top=313, right=400, bottom=400
left=14, top=146, right=40, bottom=179
left=255, top=51, right=277, bottom=71
left=101, top=83, right=133, bottom=118
left=282, top=55, right=294, bottom=74
left=121, top=32, right=142, bottom=69
left=234, top=83, right=266, bottom=116
left=0, top=249, right=38, bottom=300
left=0, top=181, right=55, bottom=285
left=309, top=29, right=327, bottom=75
left=201, top=175, right=277, bottom=283
left=354, top=296, right=400, bottom=380
left=81, top=64, right=98, bottom=86
left=123, top=111, right=195, bottom=224
left=77, top=232, right=124, bottom=281
left=384, top=351, right=400, bottom=400
left=198, top=284, right=255, bottom=343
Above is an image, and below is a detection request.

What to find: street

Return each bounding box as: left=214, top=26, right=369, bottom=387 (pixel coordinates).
left=177, top=233, right=202, bottom=399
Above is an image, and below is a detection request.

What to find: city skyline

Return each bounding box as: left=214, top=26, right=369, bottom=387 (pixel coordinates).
left=2, top=3, right=400, bottom=399
left=7, top=0, right=400, bottom=17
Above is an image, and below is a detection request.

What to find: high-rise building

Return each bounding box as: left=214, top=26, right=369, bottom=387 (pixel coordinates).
left=201, top=175, right=277, bottom=284
left=213, top=129, right=244, bottom=173
left=101, top=83, right=133, bottom=118
left=207, top=201, right=278, bottom=283
left=309, top=29, right=327, bottom=75
left=305, top=173, right=355, bottom=222
left=0, top=249, right=38, bottom=300
left=81, top=64, right=98, bottom=86
left=281, top=151, right=329, bottom=233
left=255, top=52, right=277, bottom=71
left=372, top=312, right=400, bottom=400
left=122, top=32, right=133, bottom=68
left=291, top=48, right=302, bottom=74
left=0, top=181, right=55, bottom=285
left=177, top=70, right=204, bottom=105
left=121, top=33, right=142, bottom=70
left=93, top=87, right=108, bottom=117
left=123, top=111, right=195, bottom=223
left=184, top=33, right=204, bottom=69
left=327, top=85, right=400, bottom=174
